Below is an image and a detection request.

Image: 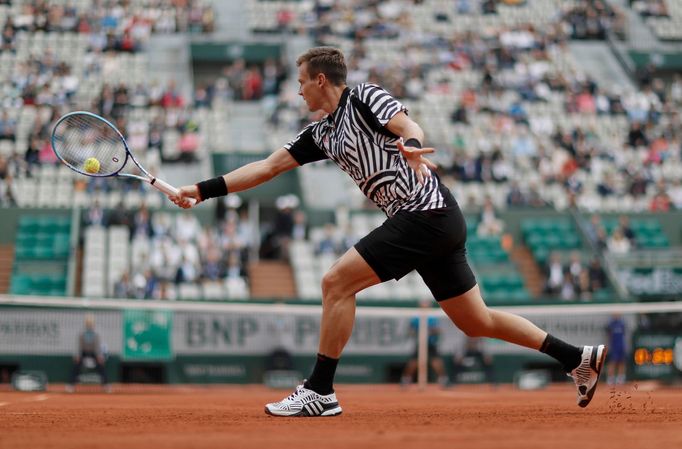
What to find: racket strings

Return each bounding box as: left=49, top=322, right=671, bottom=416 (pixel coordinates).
left=53, top=114, right=128, bottom=176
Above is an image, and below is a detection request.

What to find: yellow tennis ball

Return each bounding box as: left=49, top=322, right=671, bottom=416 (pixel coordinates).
left=84, top=157, right=100, bottom=174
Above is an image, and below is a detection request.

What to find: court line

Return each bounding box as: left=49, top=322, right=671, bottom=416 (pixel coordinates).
left=0, top=394, right=49, bottom=408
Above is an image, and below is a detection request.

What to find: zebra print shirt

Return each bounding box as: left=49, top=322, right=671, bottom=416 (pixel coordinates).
left=284, top=83, right=446, bottom=217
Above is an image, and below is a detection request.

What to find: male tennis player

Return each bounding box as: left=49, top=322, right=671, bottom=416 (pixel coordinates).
left=171, top=47, right=607, bottom=416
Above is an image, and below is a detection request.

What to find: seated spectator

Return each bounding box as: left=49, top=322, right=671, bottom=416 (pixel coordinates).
left=560, top=271, right=576, bottom=301
left=506, top=180, right=527, bottom=207
left=178, top=123, right=200, bottom=163
left=202, top=247, right=225, bottom=281
left=175, top=255, right=199, bottom=284
left=108, top=201, right=131, bottom=228
left=650, top=188, right=671, bottom=212
left=132, top=203, right=153, bottom=238
left=588, top=257, right=606, bottom=291
left=545, top=252, right=564, bottom=295
left=113, top=271, right=133, bottom=299
left=84, top=200, right=106, bottom=227
left=477, top=197, right=504, bottom=236
left=567, top=251, right=583, bottom=283
left=607, top=228, right=631, bottom=254
left=576, top=269, right=593, bottom=301
left=225, top=252, right=247, bottom=281
left=0, top=111, right=16, bottom=140
left=291, top=210, right=309, bottom=241
left=617, top=215, right=636, bottom=245
left=317, top=223, right=338, bottom=256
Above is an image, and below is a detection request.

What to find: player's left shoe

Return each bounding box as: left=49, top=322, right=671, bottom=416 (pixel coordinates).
left=568, top=345, right=607, bottom=408
left=264, top=383, right=342, bottom=417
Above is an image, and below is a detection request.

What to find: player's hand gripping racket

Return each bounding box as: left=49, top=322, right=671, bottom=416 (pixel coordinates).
left=51, top=111, right=195, bottom=207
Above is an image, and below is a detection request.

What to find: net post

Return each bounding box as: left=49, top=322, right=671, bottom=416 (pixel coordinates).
left=417, top=313, right=428, bottom=390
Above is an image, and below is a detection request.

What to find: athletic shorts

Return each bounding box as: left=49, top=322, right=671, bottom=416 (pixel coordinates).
left=354, top=186, right=476, bottom=301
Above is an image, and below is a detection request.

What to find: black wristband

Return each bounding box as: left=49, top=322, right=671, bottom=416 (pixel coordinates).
left=196, top=176, right=228, bottom=201
left=404, top=138, right=422, bottom=149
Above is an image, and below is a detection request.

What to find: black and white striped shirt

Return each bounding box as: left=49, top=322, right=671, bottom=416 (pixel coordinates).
left=285, top=83, right=447, bottom=217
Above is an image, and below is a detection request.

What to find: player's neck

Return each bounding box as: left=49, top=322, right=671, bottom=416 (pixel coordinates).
left=320, top=84, right=347, bottom=114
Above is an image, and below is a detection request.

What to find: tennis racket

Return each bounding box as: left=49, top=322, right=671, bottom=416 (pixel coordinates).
left=51, top=111, right=195, bottom=206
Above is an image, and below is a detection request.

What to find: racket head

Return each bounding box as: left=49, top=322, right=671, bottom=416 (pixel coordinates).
left=51, top=111, right=130, bottom=177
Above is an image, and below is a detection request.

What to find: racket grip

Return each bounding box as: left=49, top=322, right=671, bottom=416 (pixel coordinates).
left=151, top=177, right=197, bottom=206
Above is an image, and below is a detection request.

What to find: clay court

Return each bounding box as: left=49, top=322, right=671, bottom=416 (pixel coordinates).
left=1, top=383, right=681, bottom=449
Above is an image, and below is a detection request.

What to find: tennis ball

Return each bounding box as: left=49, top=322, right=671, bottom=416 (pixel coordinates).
left=84, top=157, right=100, bottom=174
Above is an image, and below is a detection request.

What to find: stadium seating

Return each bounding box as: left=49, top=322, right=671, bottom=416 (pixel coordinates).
left=10, top=215, right=71, bottom=296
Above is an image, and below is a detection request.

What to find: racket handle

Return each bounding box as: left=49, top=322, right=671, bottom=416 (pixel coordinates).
left=151, top=177, right=197, bottom=206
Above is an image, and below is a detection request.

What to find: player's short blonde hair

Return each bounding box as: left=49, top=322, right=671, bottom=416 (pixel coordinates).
left=296, top=47, right=347, bottom=86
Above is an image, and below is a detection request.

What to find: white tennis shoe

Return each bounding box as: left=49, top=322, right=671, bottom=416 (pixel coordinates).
left=568, top=345, right=607, bottom=408
left=265, top=383, right=343, bottom=417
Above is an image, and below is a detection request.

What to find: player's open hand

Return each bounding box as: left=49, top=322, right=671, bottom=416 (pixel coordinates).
left=397, top=140, right=438, bottom=185
left=170, top=185, right=202, bottom=209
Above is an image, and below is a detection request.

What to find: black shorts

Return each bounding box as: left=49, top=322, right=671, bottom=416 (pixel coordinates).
left=354, top=187, right=476, bottom=301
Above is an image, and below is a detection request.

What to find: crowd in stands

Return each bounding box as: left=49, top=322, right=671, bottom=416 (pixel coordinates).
left=544, top=250, right=606, bottom=301
left=560, top=0, right=626, bottom=40
left=94, top=198, right=255, bottom=300
left=195, top=58, right=289, bottom=104
left=1, top=0, right=214, bottom=51
left=264, top=0, right=682, bottom=218
left=630, top=0, right=670, bottom=18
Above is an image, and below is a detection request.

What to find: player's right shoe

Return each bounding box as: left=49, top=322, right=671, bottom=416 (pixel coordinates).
left=264, top=383, right=342, bottom=417
left=568, top=345, right=607, bottom=408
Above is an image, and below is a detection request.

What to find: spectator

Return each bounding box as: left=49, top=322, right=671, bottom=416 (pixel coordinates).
left=607, top=228, right=631, bottom=254
left=401, top=299, right=449, bottom=388
left=477, top=196, right=504, bottom=236
left=605, top=313, right=627, bottom=385
left=113, top=271, right=133, bottom=299
left=316, top=223, right=338, bottom=256
left=506, top=180, right=527, bottom=207
left=650, top=188, right=671, bottom=212
left=0, top=111, right=16, bottom=140
left=545, top=252, right=564, bottom=295
left=291, top=210, right=309, bottom=241
left=452, top=336, right=495, bottom=385
left=617, top=215, right=636, bottom=245
left=66, top=314, right=110, bottom=393
left=560, top=271, right=577, bottom=301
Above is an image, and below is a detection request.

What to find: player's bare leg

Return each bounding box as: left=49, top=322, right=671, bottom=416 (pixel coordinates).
left=265, top=248, right=380, bottom=417
left=439, top=284, right=606, bottom=407
left=439, top=284, right=546, bottom=349
left=318, top=248, right=381, bottom=357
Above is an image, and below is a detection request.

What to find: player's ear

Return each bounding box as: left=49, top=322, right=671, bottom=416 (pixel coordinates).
left=317, top=72, right=326, bottom=87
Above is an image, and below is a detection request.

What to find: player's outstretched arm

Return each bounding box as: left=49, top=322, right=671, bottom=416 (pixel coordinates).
left=171, top=148, right=299, bottom=209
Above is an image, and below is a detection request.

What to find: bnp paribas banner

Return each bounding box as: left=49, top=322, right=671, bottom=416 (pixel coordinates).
left=0, top=306, right=634, bottom=358
left=171, top=310, right=635, bottom=357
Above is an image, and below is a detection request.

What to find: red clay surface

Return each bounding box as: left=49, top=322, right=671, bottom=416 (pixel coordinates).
left=1, top=383, right=681, bottom=449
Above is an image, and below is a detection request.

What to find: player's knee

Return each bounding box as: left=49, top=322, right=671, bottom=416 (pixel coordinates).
left=321, top=270, right=344, bottom=301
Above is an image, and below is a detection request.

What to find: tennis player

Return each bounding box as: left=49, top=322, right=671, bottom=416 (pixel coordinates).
left=171, top=47, right=607, bottom=416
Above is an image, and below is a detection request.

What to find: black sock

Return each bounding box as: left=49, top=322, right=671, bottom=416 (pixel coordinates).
left=539, top=334, right=582, bottom=372
left=304, top=353, right=339, bottom=395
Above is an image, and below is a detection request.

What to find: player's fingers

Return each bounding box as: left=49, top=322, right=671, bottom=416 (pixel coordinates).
left=419, top=163, right=431, bottom=179
left=415, top=147, right=435, bottom=155
left=422, top=157, right=438, bottom=170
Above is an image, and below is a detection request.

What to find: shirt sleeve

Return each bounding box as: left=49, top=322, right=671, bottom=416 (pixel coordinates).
left=283, top=123, right=329, bottom=165
left=355, top=83, right=408, bottom=127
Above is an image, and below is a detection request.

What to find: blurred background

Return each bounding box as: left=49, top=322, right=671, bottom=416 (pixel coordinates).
left=1, top=0, right=682, bottom=390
